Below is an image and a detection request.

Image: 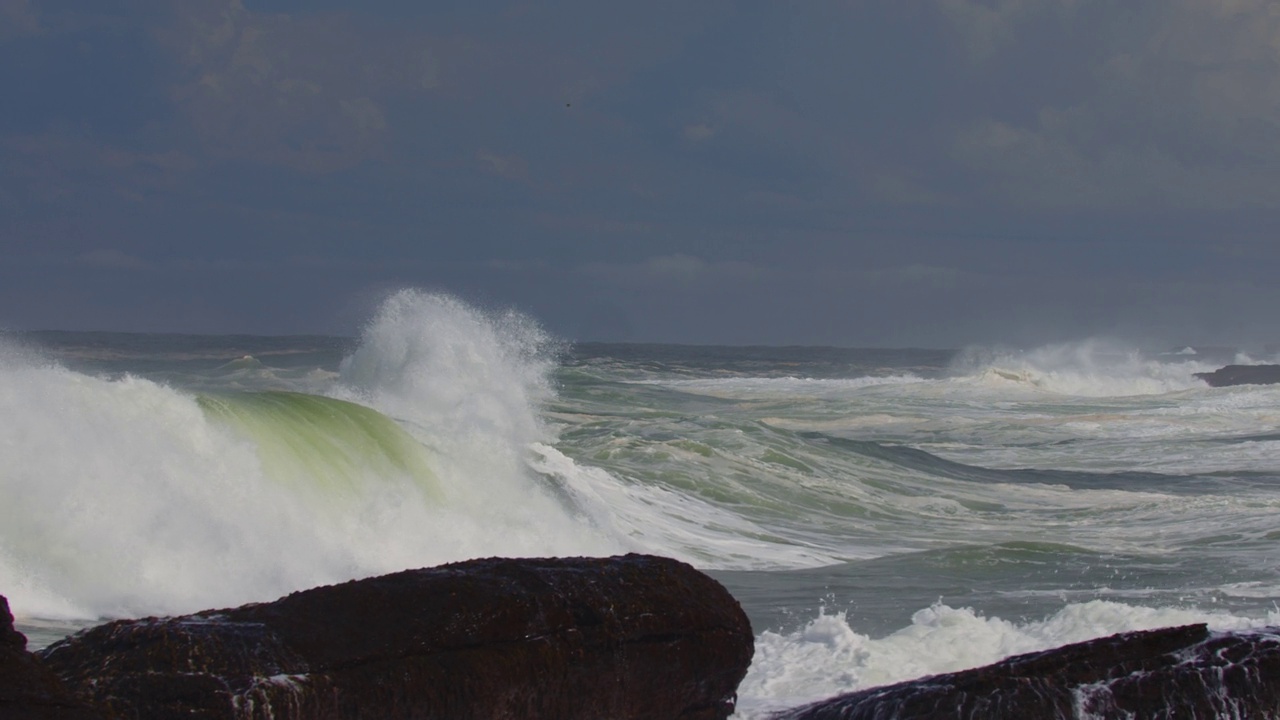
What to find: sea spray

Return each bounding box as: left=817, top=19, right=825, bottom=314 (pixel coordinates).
left=949, top=339, right=1217, bottom=396
left=338, top=290, right=556, bottom=443
left=0, top=293, right=624, bottom=620
left=732, top=600, right=1280, bottom=718
left=0, top=357, right=317, bottom=617
left=8, top=319, right=1280, bottom=717
left=332, top=289, right=625, bottom=560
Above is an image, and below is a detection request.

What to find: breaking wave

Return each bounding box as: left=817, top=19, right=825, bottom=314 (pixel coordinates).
left=0, top=290, right=623, bottom=619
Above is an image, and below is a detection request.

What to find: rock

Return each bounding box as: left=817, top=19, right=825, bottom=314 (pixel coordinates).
left=40, top=554, right=753, bottom=720
left=0, top=594, right=24, bottom=650
left=0, top=594, right=105, bottom=720
left=1194, top=364, right=1280, bottom=387
left=775, top=623, right=1280, bottom=719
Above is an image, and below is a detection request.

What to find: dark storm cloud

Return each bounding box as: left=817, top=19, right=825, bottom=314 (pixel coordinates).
left=157, top=0, right=441, bottom=172
left=944, top=0, right=1280, bottom=211
left=1, top=0, right=1278, bottom=346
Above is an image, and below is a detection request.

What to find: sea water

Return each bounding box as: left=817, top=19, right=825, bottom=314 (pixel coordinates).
left=4, top=290, right=1280, bottom=718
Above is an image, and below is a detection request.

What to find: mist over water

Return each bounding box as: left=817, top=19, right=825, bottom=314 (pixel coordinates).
left=4, top=291, right=1280, bottom=717
left=948, top=339, right=1225, bottom=396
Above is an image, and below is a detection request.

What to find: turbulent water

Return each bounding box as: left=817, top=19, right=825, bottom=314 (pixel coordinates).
left=4, top=290, right=1280, bottom=717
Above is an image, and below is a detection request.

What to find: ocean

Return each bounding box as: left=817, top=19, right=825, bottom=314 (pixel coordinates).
left=4, top=289, right=1280, bottom=718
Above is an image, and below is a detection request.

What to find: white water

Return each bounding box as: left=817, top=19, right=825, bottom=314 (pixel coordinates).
left=950, top=339, right=1219, bottom=397
left=0, top=290, right=623, bottom=618
left=5, top=294, right=1280, bottom=717
left=0, top=361, right=322, bottom=617
left=528, top=442, right=840, bottom=569
left=734, top=601, right=1280, bottom=718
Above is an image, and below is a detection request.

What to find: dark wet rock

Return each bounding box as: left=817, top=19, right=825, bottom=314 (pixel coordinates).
left=0, top=594, right=105, bottom=720
left=1195, top=364, right=1280, bottom=387
left=776, top=623, right=1280, bottom=720
left=39, top=554, right=753, bottom=720
left=0, top=594, right=24, bottom=650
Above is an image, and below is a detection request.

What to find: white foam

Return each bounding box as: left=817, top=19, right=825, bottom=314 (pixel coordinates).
left=952, top=340, right=1215, bottom=397
left=334, top=290, right=623, bottom=559
left=0, top=292, right=623, bottom=621
left=0, top=361, right=325, bottom=617
left=338, top=290, right=554, bottom=448
left=733, top=600, right=1278, bottom=718
left=647, top=375, right=930, bottom=400
left=528, top=443, right=840, bottom=569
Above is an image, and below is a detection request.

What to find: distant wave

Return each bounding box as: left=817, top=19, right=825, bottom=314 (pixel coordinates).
left=802, top=433, right=1217, bottom=494
left=949, top=339, right=1219, bottom=396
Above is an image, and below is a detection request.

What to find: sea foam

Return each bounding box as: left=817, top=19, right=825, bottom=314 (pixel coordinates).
left=952, top=339, right=1215, bottom=396
left=0, top=291, right=622, bottom=620
left=734, top=600, right=1280, bottom=718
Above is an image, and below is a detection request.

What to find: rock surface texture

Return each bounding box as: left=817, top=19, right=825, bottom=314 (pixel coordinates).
left=38, top=554, right=753, bottom=720
left=775, top=623, right=1280, bottom=720
left=0, top=594, right=104, bottom=720
left=1194, top=364, right=1280, bottom=387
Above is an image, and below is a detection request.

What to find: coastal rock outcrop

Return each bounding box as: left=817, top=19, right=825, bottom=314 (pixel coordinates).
left=0, top=594, right=104, bottom=720
left=1194, top=364, right=1280, bottom=387
left=38, top=553, right=753, bottom=720
left=775, top=623, right=1280, bottom=719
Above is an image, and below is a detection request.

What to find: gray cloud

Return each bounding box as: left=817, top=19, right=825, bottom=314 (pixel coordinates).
left=947, top=0, right=1280, bottom=209
left=477, top=149, right=529, bottom=182
left=158, top=0, right=441, bottom=172
left=578, top=254, right=765, bottom=287
left=0, top=0, right=40, bottom=41
left=0, top=1, right=1277, bottom=346
left=75, top=249, right=154, bottom=271
left=939, top=0, right=1084, bottom=60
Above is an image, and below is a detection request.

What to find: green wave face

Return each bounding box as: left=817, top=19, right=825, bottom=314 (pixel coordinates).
left=197, top=391, right=438, bottom=498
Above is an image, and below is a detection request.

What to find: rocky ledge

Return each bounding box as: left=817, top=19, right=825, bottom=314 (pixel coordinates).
left=7, top=554, right=753, bottom=720
left=776, top=623, right=1280, bottom=720
left=1194, top=364, right=1280, bottom=387
left=0, top=595, right=104, bottom=719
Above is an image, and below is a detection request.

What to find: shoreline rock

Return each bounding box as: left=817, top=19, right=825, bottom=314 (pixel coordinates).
left=775, top=623, right=1280, bottom=719
left=37, top=553, right=753, bottom=720
left=0, top=595, right=104, bottom=720
left=1194, top=364, right=1280, bottom=387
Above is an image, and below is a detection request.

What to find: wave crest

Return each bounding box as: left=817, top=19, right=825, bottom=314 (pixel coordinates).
left=952, top=339, right=1217, bottom=396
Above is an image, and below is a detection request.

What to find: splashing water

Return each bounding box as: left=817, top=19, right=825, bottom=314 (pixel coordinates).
left=0, top=290, right=622, bottom=618
left=6, top=299, right=1280, bottom=719
left=950, top=339, right=1218, bottom=396
left=733, top=600, right=1280, bottom=718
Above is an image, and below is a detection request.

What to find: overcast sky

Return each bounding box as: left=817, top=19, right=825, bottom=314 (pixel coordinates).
left=1, top=0, right=1278, bottom=347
